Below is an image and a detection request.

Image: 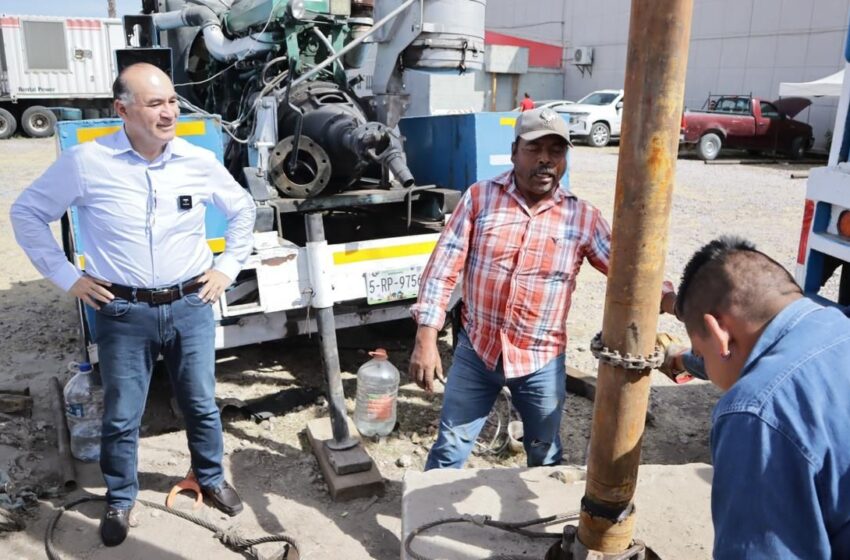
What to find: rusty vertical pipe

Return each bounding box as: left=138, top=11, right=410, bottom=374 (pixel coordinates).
left=577, top=0, right=694, bottom=553
left=51, top=377, right=77, bottom=491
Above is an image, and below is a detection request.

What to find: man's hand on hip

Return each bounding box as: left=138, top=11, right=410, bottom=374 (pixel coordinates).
left=198, top=269, right=232, bottom=303
left=70, top=275, right=113, bottom=310
left=409, top=325, right=445, bottom=393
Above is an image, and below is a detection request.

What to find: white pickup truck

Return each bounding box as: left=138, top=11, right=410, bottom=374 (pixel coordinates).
left=557, top=89, right=624, bottom=147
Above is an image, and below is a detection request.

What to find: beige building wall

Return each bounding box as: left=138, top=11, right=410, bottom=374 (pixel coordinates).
left=486, top=0, right=850, bottom=150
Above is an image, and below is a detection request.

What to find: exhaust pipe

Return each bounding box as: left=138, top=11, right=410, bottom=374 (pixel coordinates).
left=152, top=5, right=273, bottom=63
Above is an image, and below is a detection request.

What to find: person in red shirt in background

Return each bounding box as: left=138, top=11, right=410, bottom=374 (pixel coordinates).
left=520, top=92, right=535, bottom=111
left=409, top=107, right=677, bottom=469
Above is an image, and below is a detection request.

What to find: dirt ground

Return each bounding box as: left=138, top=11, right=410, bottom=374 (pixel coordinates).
left=0, top=137, right=821, bottom=559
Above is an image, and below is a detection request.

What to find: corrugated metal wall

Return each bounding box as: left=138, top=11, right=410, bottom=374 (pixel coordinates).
left=486, top=0, right=850, bottom=150
left=0, top=15, right=120, bottom=101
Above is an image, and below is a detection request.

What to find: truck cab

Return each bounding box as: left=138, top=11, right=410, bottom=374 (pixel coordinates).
left=557, top=89, right=624, bottom=147
left=680, top=94, right=813, bottom=160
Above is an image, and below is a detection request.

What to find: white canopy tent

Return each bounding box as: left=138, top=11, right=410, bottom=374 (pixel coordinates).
left=779, top=70, right=844, bottom=97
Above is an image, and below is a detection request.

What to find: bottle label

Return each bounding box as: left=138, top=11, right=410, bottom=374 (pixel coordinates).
left=366, top=393, right=394, bottom=421
left=66, top=403, right=84, bottom=417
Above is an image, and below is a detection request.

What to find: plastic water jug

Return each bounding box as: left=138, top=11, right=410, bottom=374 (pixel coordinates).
left=354, top=349, right=400, bottom=437
left=63, top=362, right=104, bottom=462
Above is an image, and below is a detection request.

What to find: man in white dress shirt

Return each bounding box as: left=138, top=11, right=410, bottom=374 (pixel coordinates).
left=10, top=63, right=256, bottom=546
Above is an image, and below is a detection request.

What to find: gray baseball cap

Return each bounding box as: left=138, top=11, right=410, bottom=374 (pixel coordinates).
left=515, top=107, right=573, bottom=146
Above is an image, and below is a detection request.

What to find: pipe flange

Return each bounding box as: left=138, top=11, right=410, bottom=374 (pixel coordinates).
left=589, top=332, right=664, bottom=371
left=269, top=135, right=332, bottom=198
left=546, top=525, right=649, bottom=560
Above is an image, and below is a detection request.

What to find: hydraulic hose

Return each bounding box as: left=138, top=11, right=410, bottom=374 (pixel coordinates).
left=152, top=5, right=273, bottom=63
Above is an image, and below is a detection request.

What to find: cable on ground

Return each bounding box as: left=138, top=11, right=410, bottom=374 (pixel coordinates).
left=403, top=510, right=580, bottom=560
left=44, top=494, right=300, bottom=560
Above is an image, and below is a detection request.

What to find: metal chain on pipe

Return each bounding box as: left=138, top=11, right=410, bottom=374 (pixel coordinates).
left=589, top=332, right=665, bottom=371
left=403, top=511, right=580, bottom=560
left=44, top=495, right=300, bottom=560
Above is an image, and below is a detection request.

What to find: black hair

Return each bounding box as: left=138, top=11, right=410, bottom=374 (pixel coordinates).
left=112, top=71, right=131, bottom=104
left=675, top=236, right=801, bottom=334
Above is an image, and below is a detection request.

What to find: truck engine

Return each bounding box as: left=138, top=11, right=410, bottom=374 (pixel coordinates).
left=131, top=0, right=484, bottom=206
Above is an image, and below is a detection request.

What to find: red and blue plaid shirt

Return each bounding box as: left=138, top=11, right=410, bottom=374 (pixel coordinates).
left=412, top=170, right=671, bottom=379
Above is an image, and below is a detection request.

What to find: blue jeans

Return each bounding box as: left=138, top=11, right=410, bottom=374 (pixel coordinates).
left=95, top=291, right=223, bottom=509
left=425, top=330, right=566, bottom=469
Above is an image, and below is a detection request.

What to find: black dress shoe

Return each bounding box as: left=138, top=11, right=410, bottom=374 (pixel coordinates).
left=100, top=505, right=132, bottom=547
left=202, top=480, right=243, bottom=516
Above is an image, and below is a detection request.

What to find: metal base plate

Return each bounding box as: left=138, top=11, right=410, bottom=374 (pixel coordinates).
left=325, top=442, right=373, bottom=475
left=306, top=418, right=385, bottom=501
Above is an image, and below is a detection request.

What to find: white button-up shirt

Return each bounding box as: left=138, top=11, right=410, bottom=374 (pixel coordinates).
left=11, top=127, right=256, bottom=291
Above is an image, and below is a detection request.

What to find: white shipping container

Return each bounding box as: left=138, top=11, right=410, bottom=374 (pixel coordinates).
left=0, top=15, right=124, bottom=101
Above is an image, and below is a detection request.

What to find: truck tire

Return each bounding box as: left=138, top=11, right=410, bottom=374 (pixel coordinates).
left=83, top=108, right=101, bottom=120
left=588, top=122, right=611, bottom=147
left=21, top=106, right=57, bottom=138
left=788, top=136, right=806, bottom=160
left=696, top=132, right=722, bottom=161
left=0, top=108, right=16, bottom=139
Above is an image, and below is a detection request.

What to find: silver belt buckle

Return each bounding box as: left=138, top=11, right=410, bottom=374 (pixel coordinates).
left=150, top=288, right=174, bottom=305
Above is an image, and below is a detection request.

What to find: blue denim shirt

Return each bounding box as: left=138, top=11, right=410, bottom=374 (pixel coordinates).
left=710, top=298, right=850, bottom=559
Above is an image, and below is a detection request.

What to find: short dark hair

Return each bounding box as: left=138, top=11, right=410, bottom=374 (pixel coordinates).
left=112, top=70, right=133, bottom=104
left=675, top=236, right=801, bottom=335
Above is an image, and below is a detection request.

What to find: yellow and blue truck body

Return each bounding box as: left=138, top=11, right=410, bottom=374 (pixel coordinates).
left=57, top=111, right=561, bottom=361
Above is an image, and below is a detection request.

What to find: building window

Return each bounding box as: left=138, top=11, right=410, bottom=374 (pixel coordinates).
left=22, top=20, right=68, bottom=71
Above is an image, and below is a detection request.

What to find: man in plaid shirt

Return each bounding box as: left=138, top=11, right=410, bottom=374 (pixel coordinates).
left=410, top=107, right=676, bottom=469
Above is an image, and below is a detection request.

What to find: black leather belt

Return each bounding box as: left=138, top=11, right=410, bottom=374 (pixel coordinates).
left=109, top=276, right=204, bottom=305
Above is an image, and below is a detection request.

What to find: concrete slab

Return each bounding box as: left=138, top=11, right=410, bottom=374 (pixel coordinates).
left=306, top=417, right=385, bottom=502
left=402, top=464, right=714, bottom=560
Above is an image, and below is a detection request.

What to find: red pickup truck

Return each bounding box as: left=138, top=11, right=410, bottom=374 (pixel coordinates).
left=680, top=95, right=814, bottom=160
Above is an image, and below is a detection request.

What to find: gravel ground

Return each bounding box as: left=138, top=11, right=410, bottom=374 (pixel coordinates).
left=0, top=137, right=825, bottom=559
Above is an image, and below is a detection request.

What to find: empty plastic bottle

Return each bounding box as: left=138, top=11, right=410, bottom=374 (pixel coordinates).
left=354, top=349, right=400, bottom=437
left=63, top=361, right=104, bottom=462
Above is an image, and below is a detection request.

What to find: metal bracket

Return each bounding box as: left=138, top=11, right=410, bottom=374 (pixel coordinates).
left=248, top=97, right=278, bottom=172
left=324, top=443, right=373, bottom=475
left=589, top=332, right=664, bottom=371
left=243, top=167, right=274, bottom=202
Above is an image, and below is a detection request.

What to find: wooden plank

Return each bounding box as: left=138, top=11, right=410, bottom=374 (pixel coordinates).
left=0, top=393, right=33, bottom=416
left=566, top=366, right=597, bottom=401
left=566, top=367, right=657, bottom=425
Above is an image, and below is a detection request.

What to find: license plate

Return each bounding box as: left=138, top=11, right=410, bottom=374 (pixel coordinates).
left=366, top=267, right=422, bottom=305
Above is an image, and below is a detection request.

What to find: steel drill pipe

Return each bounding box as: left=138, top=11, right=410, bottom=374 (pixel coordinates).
left=577, top=0, right=694, bottom=553
left=51, top=377, right=77, bottom=490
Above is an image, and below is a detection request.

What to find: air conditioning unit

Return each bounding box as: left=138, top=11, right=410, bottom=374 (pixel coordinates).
left=574, top=47, right=594, bottom=66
